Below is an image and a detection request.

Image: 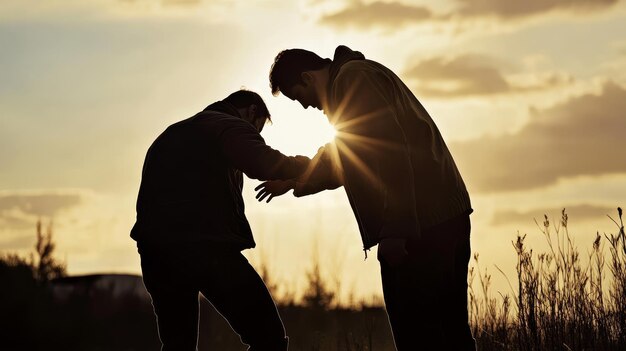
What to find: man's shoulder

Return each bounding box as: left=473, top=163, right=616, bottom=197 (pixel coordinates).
left=185, top=110, right=250, bottom=130
left=337, top=59, right=385, bottom=75
left=333, top=59, right=390, bottom=87
left=192, top=109, right=238, bottom=122
left=335, top=60, right=367, bottom=78
left=157, top=111, right=250, bottom=144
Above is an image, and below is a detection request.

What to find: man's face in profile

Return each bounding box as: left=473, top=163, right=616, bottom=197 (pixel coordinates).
left=285, top=83, right=322, bottom=112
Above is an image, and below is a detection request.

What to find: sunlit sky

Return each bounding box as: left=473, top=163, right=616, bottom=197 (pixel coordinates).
left=2, top=0, right=626, bottom=303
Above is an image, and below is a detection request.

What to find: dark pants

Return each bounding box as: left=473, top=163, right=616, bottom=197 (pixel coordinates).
left=379, top=214, right=476, bottom=351
left=139, top=242, right=288, bottom=351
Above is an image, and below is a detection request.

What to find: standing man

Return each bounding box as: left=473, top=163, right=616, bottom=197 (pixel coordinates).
left=258, top=46, right=475, bottom=350
left=131, top=90, right=309, bottom=351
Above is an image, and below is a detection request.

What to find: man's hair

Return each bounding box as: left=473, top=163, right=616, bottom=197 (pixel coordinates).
left=224, top=89, right=272, bottom=123
left=269, top=49, right=332, bottom=96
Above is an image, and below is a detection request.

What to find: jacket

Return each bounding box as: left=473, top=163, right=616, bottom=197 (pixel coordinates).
left=295, top=46, right=472, bottom=250
left=131, top=101, right=309, bottom=249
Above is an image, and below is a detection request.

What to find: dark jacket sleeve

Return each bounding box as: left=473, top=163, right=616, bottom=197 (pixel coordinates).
left=219, top=120, right=310, bottom=180
left=331, top=67, right=420, bottom=240
left=293, top=143, right=343, bottom=197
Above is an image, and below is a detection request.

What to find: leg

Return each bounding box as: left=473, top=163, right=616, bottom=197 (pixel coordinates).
left=380, top=238, right=447, bottom=351
left=380, top=214, right=476, bottom=351
left=441, top=216, right=476, bottom=351
left=199, top=251, right=288, bottom=351
left=140, top=249, right=201, bottom=351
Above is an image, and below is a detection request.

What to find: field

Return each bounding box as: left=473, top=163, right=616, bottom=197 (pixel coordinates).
left=1, top=208, right=624, bottom=350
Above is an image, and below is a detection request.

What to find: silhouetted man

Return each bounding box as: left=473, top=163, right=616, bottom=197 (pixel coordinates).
left=257, top=46, right=475, bottom=350
left=131, top=90, right=309, bottom=351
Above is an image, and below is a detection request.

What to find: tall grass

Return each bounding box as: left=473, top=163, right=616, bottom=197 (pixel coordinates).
left=254, top=208, right=626, bottom=350
left=470, top=208, right=626, bottom=351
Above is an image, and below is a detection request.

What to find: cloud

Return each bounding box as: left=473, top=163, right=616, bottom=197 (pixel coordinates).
left=403, top=54, right=573, bottom=97
left=160, top=0, right=202, bottom=6
left=451, top=81, right=626, bottom=193
left=491, top=204, right=617, bottom=226
left=0, top=0, right=224, bottom=21
left=317, top=0, right=619, bottom=31
left=455, top=0, right=619, bottom=19
left=319, top=1, right=433, bottom=29
left=0, top=235, right=36, bottom=251
left=0, top=193, right=82, bottom=216
left=0, top=192, right=83, bottom=230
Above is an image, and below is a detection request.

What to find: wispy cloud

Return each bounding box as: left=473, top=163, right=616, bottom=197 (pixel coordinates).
left=491, top=204, right=617, bottom=226
left=0, top=192, right=82, bottom=217
left=318, top=0, right=620, bottom=31
left=160, top=0, right=202, bottom=6
left=0, top=0, right=226, bottom=21
left=403, top=54, right=572, bottom=97
left=455, top=0, right=619, bottom=19
left=319, top=1, right=433, bottom=29
left=0, top=191, right=83, bottom=230
left=451, top=81, right=626, bottom=192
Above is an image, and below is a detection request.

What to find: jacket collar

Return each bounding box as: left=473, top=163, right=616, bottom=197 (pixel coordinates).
left=327, top=45, right=365, bottom=89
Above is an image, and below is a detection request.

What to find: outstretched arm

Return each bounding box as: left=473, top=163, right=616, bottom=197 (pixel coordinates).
left=293, top=143, right=343, bottom=197
left=254, top=143, right=343, bottom=202
left=219, top=121, right=310, bottom=180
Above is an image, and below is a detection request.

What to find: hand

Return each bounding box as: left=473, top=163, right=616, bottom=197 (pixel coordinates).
left=254, top=180, right=295, bottom=203
left=377, top=238, right=408, bottom=267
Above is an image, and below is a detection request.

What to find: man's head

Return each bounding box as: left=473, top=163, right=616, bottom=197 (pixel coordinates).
left=224, top=90, right=271, bottom=132
left=269, top=49, right=332, bottom=112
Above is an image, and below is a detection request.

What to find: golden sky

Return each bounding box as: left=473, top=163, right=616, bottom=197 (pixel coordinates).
left=1, top=0, right=625, bottom=302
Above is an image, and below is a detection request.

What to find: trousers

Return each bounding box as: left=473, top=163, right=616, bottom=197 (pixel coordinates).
left=380, top=214, right=476, bottom=351
left=139, top=242, right=288, bottom=351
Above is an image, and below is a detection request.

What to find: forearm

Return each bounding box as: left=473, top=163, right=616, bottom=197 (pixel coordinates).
left=246, top=153, right=310, bottom=181
left=221, top=124, right=310, bottom=180
left=293, top=144, right=343, bottom=197
left=293, top=178, right=341, bottom=197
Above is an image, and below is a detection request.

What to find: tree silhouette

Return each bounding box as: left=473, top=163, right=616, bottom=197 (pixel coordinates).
left=33, top=219, right=66, bottom=283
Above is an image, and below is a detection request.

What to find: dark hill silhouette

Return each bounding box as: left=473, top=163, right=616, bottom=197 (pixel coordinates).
left=50, top=273, right=149, bottom=302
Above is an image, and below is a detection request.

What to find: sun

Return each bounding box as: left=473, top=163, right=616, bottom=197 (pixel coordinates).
left=261, top=105, right=338, bottom=158
left=315, top=119, right=337, bottom=144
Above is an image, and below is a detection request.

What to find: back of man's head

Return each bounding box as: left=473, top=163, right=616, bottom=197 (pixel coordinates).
left=224, top=89, right=272, bottom=123
left=269, top=49, right=331, bottom=96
